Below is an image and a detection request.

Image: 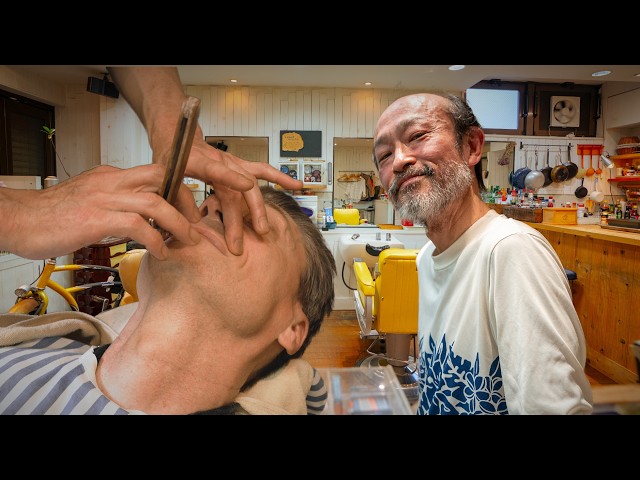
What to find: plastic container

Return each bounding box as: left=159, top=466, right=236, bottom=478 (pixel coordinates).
left=319, top=366, right=413, bottom=415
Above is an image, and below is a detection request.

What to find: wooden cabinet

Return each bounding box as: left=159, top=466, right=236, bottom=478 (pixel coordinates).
left=525, top=223, right=640, bottom=384
left=606, top=87, right=640, bottom=129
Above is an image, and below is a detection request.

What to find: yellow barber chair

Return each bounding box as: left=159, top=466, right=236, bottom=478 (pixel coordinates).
left=352, top=248, right=420, bottom=400
left=117, top=248, right=146, bottom=306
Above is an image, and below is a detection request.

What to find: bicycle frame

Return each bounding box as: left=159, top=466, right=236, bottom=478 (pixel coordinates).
left=9, top=258, right=123, bottom=315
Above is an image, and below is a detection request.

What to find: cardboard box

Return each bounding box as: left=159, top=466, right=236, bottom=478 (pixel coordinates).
left=543, top=207, right=578, bottom=225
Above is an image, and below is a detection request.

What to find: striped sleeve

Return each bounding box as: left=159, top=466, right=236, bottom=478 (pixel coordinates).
left=0, top=337, right=135, bottom=415
left=306, top=367, right=327, bottom=415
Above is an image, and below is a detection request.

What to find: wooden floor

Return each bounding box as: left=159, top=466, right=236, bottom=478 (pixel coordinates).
left=302, top=310, right=617, bottom=387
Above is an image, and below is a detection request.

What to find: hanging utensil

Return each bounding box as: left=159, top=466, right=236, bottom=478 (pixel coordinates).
left=586, top=146, right=595, bottom=177
left=595, top=145, right=603, bottom=175
left=575, top=178, right=588, bottom=198
left=525, top=150, right=545, bottom=190
left=551, top=149, right=569, bottom=183
left=513, top=151, right=532, bottom=190
left=541, top=147, right=553, bottom=187
left=590, top=176, right=604, bottom=203
left=576, top=145, right=587, bottom=179
left=563, top=144, right=578, bottom=180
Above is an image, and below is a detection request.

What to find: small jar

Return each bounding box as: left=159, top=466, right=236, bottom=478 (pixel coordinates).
left=600, top=213, right=608, bottom=226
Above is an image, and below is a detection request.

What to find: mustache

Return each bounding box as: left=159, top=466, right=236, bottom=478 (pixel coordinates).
left=389, top=165, right=434, bottom=198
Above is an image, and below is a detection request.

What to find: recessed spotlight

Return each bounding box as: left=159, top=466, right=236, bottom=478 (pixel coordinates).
left=230, top=79, right=238, bottom=83
left=448, top=65, right=465, bottom=71
left=364, top=82, right=372, bottom=86
left=591, top=70, right=611, bottom=77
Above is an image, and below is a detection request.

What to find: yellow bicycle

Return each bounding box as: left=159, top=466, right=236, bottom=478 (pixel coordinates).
left=8, top=257, right=123, bottom=315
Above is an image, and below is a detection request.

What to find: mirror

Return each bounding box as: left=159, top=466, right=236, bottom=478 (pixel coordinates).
left=481, top=140, right=515, bottom=190
left=333, top=137, right=387, bottom=224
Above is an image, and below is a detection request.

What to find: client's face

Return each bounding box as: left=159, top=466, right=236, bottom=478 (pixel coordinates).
left=142, top=193, right=307, bottom=337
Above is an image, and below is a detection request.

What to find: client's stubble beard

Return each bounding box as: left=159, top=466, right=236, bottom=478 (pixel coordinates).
left=388, top=156, right=474, bottom=227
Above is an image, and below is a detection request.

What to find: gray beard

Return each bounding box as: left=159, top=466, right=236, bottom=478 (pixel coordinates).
left=392, top=159, right=474, bottom=226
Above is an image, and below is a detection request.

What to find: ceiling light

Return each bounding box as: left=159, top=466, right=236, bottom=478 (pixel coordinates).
left=634, top=73, right=640, bottom=77
left=591, top=70, right=611, bottom=77
left=364, top=82, right=372, bottom=86
left=448, top=65, right=465, bottom=71
left=230, top=79, right=238, bottom=83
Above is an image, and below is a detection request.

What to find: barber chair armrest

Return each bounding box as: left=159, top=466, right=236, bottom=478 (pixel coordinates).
left=353, top=258, right=374, bottom=296
left=352, top=258, right=376, bottom=337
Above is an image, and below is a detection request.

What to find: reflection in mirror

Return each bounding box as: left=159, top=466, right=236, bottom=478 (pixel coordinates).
left=333, top=138, right=391, bottom=225
left=482, top=140, right=515, bottom=191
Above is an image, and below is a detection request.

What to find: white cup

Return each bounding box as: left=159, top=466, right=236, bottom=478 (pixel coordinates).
left=590, top=190, right=604, bottom=203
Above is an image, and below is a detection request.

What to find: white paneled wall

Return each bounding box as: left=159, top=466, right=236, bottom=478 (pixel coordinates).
left=99, top=85, right=423, bottom=178
left=180, top=86, right=420, bottom=172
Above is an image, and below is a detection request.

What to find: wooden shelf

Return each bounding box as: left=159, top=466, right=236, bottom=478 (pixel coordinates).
left=608, top=176, right=640, bottom=188
left=608, top=176, right=640, bottom=182
left=610, top=153, right=640, bottom=162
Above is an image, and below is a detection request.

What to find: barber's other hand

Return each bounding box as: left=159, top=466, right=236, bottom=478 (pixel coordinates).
left=180, top=136, right=303, bottom=255
left=5, top=164, right=200, bottom=260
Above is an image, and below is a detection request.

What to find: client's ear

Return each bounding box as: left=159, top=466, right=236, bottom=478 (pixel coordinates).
left=277, top=311, right=309, bottom=355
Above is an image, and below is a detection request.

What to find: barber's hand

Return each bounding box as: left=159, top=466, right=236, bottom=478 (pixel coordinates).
left=6, top=164, right=201, bottom=261
left=178, top=136, right=303, bottom=255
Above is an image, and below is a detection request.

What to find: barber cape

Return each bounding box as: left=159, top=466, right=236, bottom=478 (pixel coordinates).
left=0, top=304, right=325, bottom=415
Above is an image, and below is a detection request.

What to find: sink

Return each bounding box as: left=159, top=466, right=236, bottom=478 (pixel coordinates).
left=338, top=233, right=404, bottom=268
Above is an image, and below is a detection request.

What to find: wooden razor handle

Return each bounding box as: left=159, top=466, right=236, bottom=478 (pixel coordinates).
left=159, top=96, right=201, bottom=206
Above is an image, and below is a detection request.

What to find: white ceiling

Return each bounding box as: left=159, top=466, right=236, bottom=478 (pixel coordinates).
left=7, top=65, right=640, bottom=91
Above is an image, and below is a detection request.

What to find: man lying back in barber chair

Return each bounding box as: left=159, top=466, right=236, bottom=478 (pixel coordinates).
left=0, top=186, right=336, bottom=415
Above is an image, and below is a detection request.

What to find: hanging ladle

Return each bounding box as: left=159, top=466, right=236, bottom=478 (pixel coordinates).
left=595, top=145, right=603, bottom=175
left=586, top=147, right=595, bottom=177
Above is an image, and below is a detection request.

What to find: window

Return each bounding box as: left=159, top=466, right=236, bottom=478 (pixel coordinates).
left=465, top=80, right=527, bottom=135
left=466, top=80, right=600, bottom=137
left=0, top=88, right=55, bottom=184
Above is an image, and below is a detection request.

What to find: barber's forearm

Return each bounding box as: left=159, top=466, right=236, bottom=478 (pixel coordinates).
left=107, top=66, right=187, bottom=161
left=0, top=187, right=38, bottom=257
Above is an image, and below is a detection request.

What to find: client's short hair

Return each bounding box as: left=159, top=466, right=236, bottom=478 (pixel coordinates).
left=241, top=186, right=336, bottom=390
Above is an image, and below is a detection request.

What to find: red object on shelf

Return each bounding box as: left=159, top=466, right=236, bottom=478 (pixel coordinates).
left=401, top=219, right=413, bottom=226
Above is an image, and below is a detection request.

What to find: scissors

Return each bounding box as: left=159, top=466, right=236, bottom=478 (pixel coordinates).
left=149, top=96, right=201, bottom=239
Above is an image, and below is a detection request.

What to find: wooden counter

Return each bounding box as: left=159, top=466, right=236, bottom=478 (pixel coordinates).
left=525, top=223, right=640, bottom=247
left=523, top=221, right=640, bottom=384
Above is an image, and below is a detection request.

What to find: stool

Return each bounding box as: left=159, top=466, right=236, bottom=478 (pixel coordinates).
left=564, top=268, right=577, bottom=281
left=564, top=268, right=577, bottom=300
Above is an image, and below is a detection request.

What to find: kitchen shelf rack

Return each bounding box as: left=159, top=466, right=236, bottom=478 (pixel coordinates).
left=610, top=153, right=640, bottom=163
left=608, top=176, right=640, bottom=188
